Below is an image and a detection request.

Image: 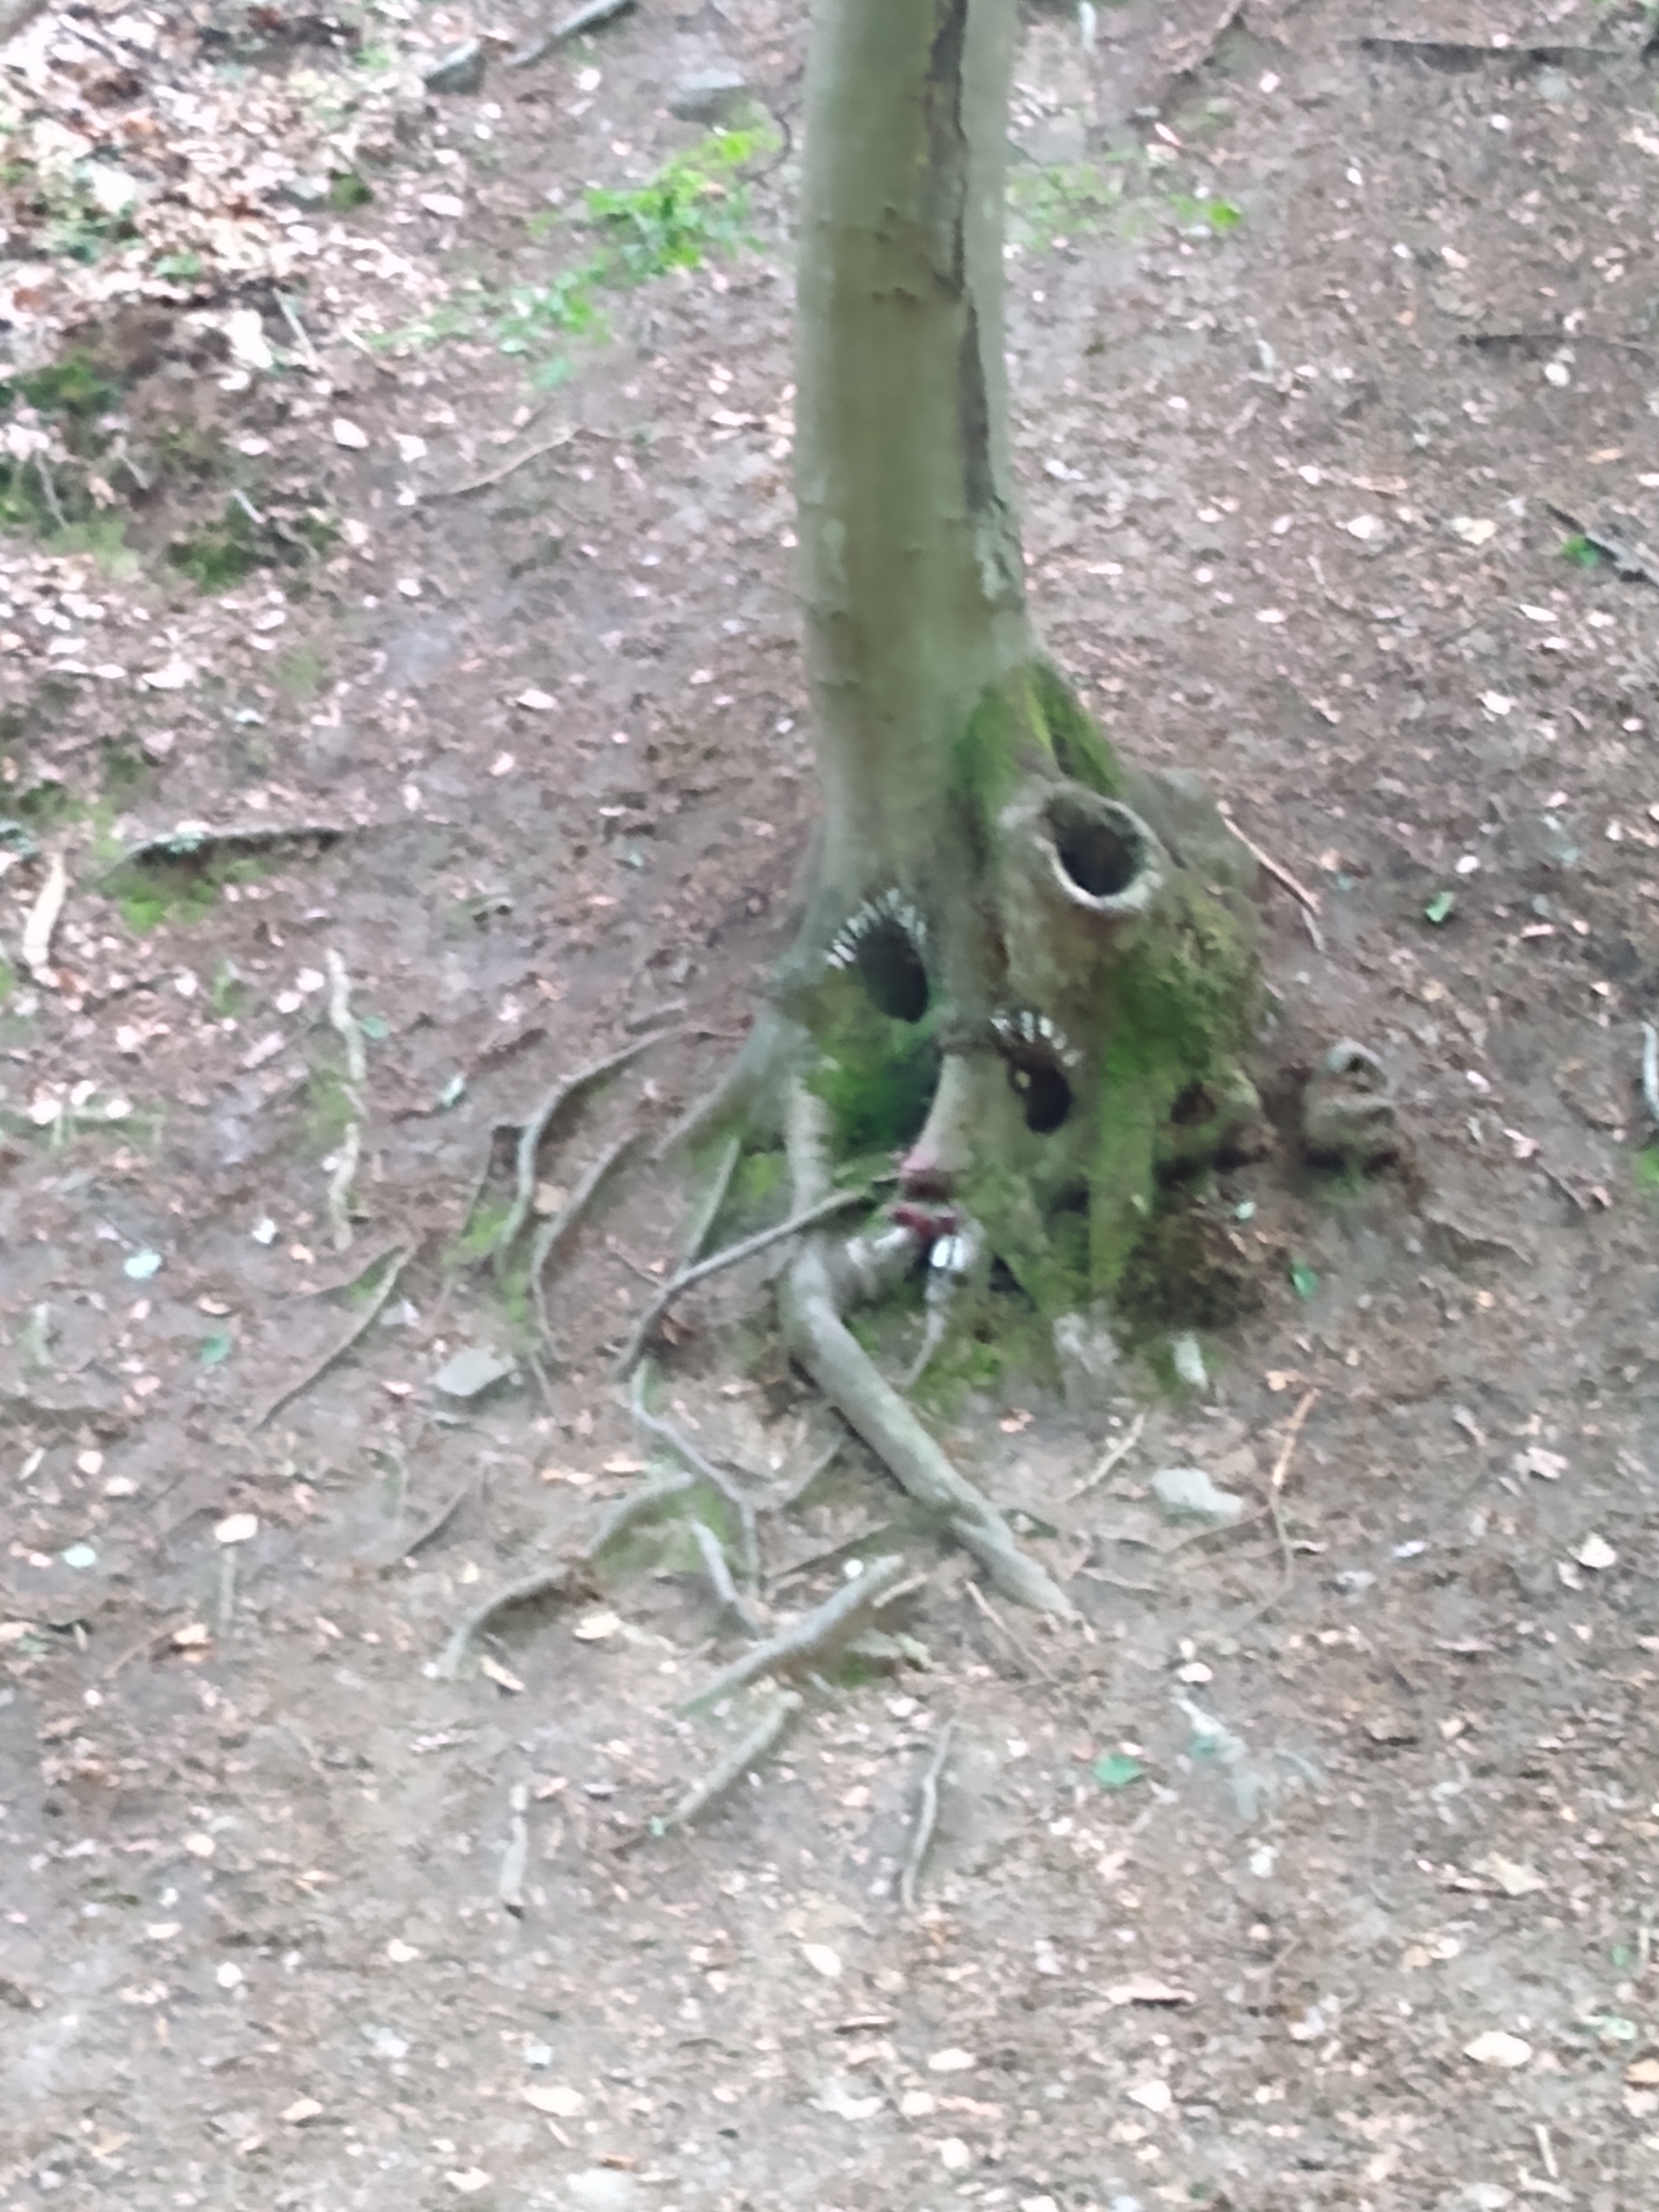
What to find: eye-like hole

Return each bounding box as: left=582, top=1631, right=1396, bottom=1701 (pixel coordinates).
left=1171, top=1080, right=1215, bottom=1127
left=991, top=1008, right=1077, bottom=1135
left=1044, top=791, right=1143, bottom=900
left=826, top=892, right=930, bottom=1022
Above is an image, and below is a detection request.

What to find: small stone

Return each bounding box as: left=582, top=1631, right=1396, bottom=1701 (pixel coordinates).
left=668, top=64, right=752, bottom=124
left=433, top=1345, right=516, bottom=1399
left=1152, top=1467, right=1245, bottom=1523
left=1052, top=1308, right=1120, bottom=1417
left=424, top=39, right=485, bottom=95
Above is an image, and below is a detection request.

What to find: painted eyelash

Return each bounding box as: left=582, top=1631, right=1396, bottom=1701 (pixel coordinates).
left=990, top=1007, right=1082, bottom=1071
left=826, top=889, right=929, bottom=969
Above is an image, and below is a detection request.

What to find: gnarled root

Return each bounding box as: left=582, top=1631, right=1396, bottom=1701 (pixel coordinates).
left=780, top=1082, right=1077, bottom=1620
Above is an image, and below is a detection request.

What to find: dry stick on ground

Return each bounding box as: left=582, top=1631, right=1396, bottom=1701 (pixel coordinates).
left=250, top=1244, right=413, bottom=1431
left=641, top=1690, right=803, bottom=1845
left=964, top=1576, right=1052, bottom=1680
left=529, top=1128, right=642, bottom=1358
left=676, top=1553, right=909, bottom=1714
left=1070, top=1407, right=1149, bottom=1499
left=779, top=1082, right=1076, bottom=1617
left=1640, top=1021, right=1659, bottom=1129
left=434, top=425, right=577, bottom=498
left=899, top=1718, right=956, bottom=1914
left=324, top=948, right=368, bottom=1252
left=21, top=848, right=68, bottom=983
left=493, top=1029, right=679, bottom=1266
left=1235, top=1388, right=1320, bottom=1628
left=612, top=1183, right=872, bottom=1379
left=1216, top=804, right=1327, bottom=953
left=626, top=1360, right=760, bottom=1583
left=691, top=1519, right=765, bottom=1639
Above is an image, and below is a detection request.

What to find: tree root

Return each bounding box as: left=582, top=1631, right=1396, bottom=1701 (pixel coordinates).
left=612, top=1183, right=871, bottom=1379
left=780, top=1084, right=1077, bottom=1620
left=250, top=1243, right=413, bottom=1432
left=654, top=1007, right=804, bottom=1161
left=323, top=948, right=368, bottom=1253
left=530, top=1128, right=642, bottom=1359
left=630, top=1690, right=802, bottom=1849
left=680, top=1132, right=741, bottom=1265
left=676, top=1552, right=908, bottom=1714
left=626, top=1361, right=760, bottom=1583
left=1070, top=1408, right=1148, bottom=1499
left=433, top=1564, right=580, bottom=1681
left=492, top=1029, right=678, bottom=1266
left=899, top=1718, right=955, bottom=1914
left=691, top=1519, right=765, bottom=1638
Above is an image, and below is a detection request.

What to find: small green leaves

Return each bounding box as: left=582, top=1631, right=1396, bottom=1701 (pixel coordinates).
left=1424, top=889, right=1455, bottom=926
left=1289, top=1259, right=1319, bottom=1301
left=1559, top=532, right=1602, bottom=571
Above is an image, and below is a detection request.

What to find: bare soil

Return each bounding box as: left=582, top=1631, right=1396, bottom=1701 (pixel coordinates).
left=2, top=3, right=1658, bottom=2209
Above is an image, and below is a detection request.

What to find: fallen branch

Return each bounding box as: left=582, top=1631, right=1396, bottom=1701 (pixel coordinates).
left=529, top=1128, right=642, bottom=1357
left=691, top=1519, right=765, bottom=1638
left=1070, top=1407, right=1149, bottom=1499
left=507, top=0, right=636, bottom=71
left=780, top=1083, right=1076, bottom=1618
left=249, top=1244, right=413, bottom=1431
left=433, top=1563, right=577, bottom=1681
left=645, top=1690, right=802, bottom=1843
left=627, top=1361, right=759, bottom=1583
left=21, top=849, right=68, bottom=984
left=1236, top=1388, right=1318, bottom=1627
left=494, top=1030, right=677, bottom=1265
left=98, top=820, right=355, bottom=879
left=613, top=1183, right=872, bottom=1378
left=434, top=424, right=576, bottom=497
left=899, top=1718, right=956, bottom=1914
left=1216, top=805, right=1326, bottom=952
left=323, top=948, right=369, bottom=1253
left=676, top=1553, right=908, bottom=1713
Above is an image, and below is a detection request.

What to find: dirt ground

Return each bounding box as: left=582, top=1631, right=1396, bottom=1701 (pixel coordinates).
left=3, top=0, right=1659, bottom=2207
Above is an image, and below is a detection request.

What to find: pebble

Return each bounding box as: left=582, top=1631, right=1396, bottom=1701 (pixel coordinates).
left=1152, top=1466, right=1245, bottom=1522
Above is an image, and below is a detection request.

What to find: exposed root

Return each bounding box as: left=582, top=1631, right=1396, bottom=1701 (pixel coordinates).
left=433, top=1563, right=579, bottom=1681
left=899, top=1718, right=956, bottom=1914
left=654, top=1007, right=804, bottom=1161
left=584, top=1469, right=696, bottom=1557
left=637, top=1690, right=803, bottom=1846
left=626, top=1360, right=760, bottom=1583
left=613, top=1183, right=871, bottom=1379
left=691, top=1519, right=765, bottom=1638
left=530, top=1128, right=642, bottom=1360
left=964, top=1576, right=1052, bottom=1679
left=374, top=1474, right=474, bottom=1574
left=765, top=1428, right=847, bottom=1514
left=324, top=948, right=368, bottom=1253
left=250, top=1243, right=413, bottom=1431
left=676, top=1552, right=909, bottom=1714
left=780, top=1082, right=1077, bottom=1619
left=680, top=1132, right=741, bottom=1265
left=493, top=1029, right=678, bottom=1266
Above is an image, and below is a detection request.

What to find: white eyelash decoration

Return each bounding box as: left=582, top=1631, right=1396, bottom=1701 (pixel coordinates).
left=990, top=1007, right=1082, bottom=1069
left=825, top=888, right=929, bottom=968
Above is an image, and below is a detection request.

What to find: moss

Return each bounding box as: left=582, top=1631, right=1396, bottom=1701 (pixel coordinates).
left=1033, top=658, right=1124, bottom=798
left=807, top=965, right=939, bottom=1157
left=951, top=667, right=1046, bottom=867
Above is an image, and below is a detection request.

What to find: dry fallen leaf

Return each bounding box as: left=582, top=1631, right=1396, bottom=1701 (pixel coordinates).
left=1473, top=1853, right=1546, bottom=1898
left=1573, top=1533, right=1617, bottom=1572
left=1626, top=2056, right=1659, bottom=2087
left=927, top=2048, right=976, bottom=2073
left=1105, top=1975, right=1195, bottom=2007
left=802, top=1943, right=842, bottom=1979
left=213, top=1513, right=258, bottom=1546
left=523, top=2083, right=586, bottom=2117
left=1127, top=2078, right=1174, bottom=2113
left=477, top=1654, right=525, bottom=1693
left=571, top=1610, right=621, bottom=1642
left=280, top=2098, right=323, bottom=2126
left=1464, top=2029, right=1533, bottom=2069
left=332, top=417, right=369, bottom=450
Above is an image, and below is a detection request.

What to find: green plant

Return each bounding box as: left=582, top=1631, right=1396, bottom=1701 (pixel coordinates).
left=1560, top=532, right=1604, bottom=570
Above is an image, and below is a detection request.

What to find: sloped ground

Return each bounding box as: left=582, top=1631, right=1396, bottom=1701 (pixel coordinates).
left=2, top=2, right=1658, bottom=2208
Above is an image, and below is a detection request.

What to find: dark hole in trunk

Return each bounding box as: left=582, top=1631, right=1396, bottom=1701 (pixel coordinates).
left=855, top=921, right=930, bottom=1023
left=1006, top=1056, right=1073, bottom=1134
left=1046, top=793, right=1141, bottom=900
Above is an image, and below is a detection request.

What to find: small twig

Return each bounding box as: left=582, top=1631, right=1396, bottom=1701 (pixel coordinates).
left=495, top=1031, right=676, bottom=1266
left=613, top=1185, right=872, bottom=1378
left=275, top=292, right=321, bottom=372
left=529, top=1128, right=642, bottom=1357
left=627, top=1362, right=759, bottom=1583
left=681, top=1133, right=741, bottom=1266
left=964, top=1577, right=1052, bottom=1680
left=625, top=995, right=689, bottom=1035
left=1217, top=805, right=1326, bottom=952
left=21, top=848, right=68, bottom=984
left=230, top=487, right=265, bottom=528
left=899, top=1719, right=956, bottom=1915
left=1235, top=1390, right=1319, bottom=1628
left=676, top=1553, right=908, bottom=1713
left=1640, top=1021, right=1659, bottom=1130
left=435, top=426, right=577, bottom=498
left=498, top=1783, right=530, bottom=1914
left=34, top=453, right=66, bottom=529
left=249, top=1245, right=413, bottom=1430
left=691, top=1520, right=765, bottom=1638
left=99, top=1614, right=193, bottom=1682
left=1070, top=1408, right=1149, bottom=1499
left=433, top=1563, right=576, bottom=1681
left=375, top=1476, right=473, bottom=1573
left=638, top=1690, right=801, bottom=1844
left=507, top=0, right=636, bottom=69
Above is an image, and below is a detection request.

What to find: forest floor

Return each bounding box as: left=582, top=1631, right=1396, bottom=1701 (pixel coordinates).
left=2, top=1, right=1659, bottom=2208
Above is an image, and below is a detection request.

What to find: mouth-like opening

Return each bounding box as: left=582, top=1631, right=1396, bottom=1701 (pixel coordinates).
left=826, top=891, right=930, bottom=1022
left=1043, top=791, right=1145, bottom=902
left=991, top=1008, right=1078, bottom=1135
